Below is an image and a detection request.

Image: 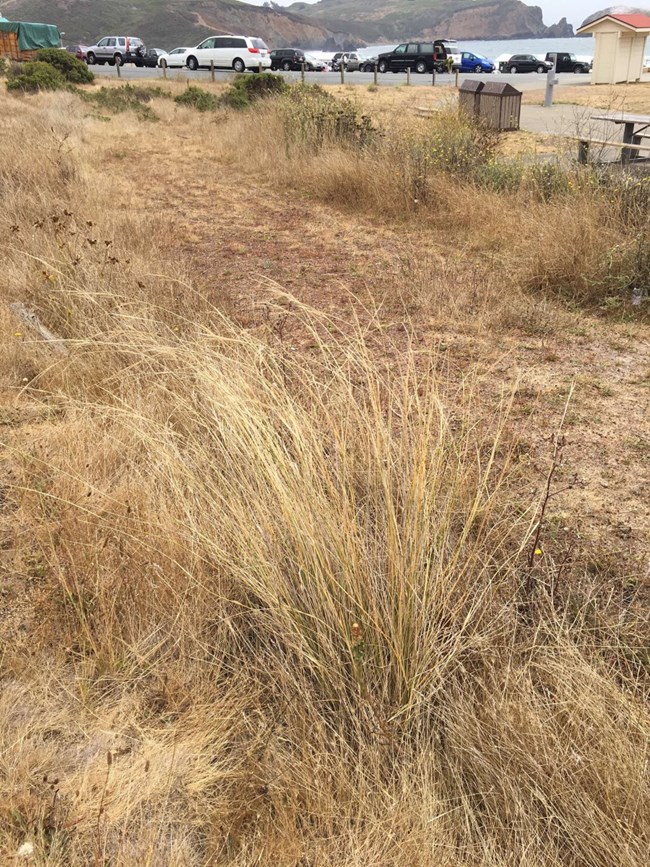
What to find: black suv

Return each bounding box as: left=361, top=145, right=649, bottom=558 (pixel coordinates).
left=545, top=52, right=591, bottom=74
left=499, top=54, right=553, bottom=74
left=377, top=41, right=452, bottom=74
left=270, top=48, right=307, bottom=71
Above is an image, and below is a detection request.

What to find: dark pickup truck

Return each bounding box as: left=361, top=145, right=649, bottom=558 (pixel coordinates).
left=545, top=52, right=591, bottom=74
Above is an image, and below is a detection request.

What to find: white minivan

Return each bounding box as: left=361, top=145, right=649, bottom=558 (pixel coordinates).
left=184, top=35, right=272, bottom=73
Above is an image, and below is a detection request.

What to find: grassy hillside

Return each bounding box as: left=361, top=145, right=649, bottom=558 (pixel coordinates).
left=0, top=0, right=337, bottom=48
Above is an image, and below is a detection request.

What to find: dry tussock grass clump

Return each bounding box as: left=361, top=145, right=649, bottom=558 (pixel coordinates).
left=0, top=87, right=649, bottom=866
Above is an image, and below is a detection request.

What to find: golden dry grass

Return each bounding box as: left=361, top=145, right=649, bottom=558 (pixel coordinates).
left=0, top=83, right=649, bottom=867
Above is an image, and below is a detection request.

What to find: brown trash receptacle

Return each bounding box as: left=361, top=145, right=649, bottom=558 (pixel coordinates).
left=458, top=80, right=484, bottom=117
left=477, top=82, right=522, bottom=131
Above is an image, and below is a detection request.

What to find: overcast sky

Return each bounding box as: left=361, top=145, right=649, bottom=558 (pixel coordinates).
left=248, top=1, right=605, bottom=30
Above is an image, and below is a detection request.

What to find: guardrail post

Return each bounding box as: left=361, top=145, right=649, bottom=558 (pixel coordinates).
left=374, top=62, right=378, bottom=86
left=116, top=61, right=121, bottom=79
left=210, top=60, right=215, bottom=82
left=432, top=67, right=436, bottom=87
left=162, top=63, right=167, bottom=80
left=301, top=61, right=305, bottom=83
left=455, top=69, right=459, bottom=88
left=406, top=67, right=411, bottom=86
left=258, top=61, right=262, bottom=74
left=340, top=62, right=345, bottom=84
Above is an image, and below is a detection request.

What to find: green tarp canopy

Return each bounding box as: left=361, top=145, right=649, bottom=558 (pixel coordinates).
left=0, top=20, right=60, bottom=51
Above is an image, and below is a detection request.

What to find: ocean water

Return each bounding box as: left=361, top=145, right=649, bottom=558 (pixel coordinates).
left=311, top=37, right=598, bottom=64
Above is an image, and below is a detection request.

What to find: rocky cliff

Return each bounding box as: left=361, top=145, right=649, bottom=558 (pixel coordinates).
left=289, top=0, right=574, bottom=41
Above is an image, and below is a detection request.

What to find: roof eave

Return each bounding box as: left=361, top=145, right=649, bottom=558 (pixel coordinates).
left=577, top=16, right=650, bottom=34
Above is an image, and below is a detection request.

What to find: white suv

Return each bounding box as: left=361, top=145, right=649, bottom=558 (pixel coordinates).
left=184, top=36, right=271, bottom=73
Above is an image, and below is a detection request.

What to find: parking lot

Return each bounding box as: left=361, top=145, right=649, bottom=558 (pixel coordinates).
left=96, top=65, right=597, bottom=92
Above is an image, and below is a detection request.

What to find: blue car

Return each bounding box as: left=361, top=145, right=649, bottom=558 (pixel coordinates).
left=460, top=51, right=495, bottom=73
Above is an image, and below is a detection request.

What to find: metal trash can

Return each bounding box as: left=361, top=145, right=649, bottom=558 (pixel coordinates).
left=477, top=82, right=522, bottom=131
left=458, top=80, right=484, bottom=118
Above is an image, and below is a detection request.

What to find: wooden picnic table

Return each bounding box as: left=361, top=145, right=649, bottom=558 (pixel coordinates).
left=591, top=112, right=650, bottom=163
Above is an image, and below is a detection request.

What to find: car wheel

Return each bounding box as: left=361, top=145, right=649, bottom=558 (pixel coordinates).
left=574, top=65, right=584, bottom=74
left=233, top=58, right=246, bottom=74
left=187, top=56, right=198, bottom=71
left=509, top=66, right=517, bottom=74
left=536, top=65, right=546, bottom=73
left=474, top=64, right=483, bottom=73
left=87, top=51, right=96, bottom=65
left=378, top=60, right=388, bottom=73
left=114, top=54, right=123, bottom=67
left=282, top=60, right=292, bottom=71
left=415, top=60, right=427, bottom=74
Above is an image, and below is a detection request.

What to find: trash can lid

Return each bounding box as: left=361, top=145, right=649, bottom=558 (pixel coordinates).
left=458, top=80, right=485, bottom=94
left=480, top=82, right=522, bottom=96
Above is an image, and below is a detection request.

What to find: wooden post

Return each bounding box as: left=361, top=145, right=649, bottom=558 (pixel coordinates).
left=374, top=62, right=378, bottom=86
left=116, top=60, right=121, bottom=79
left=432, top=67, right=436, bottom=87
left=340, top=62, right=345, bottom=84
left=406, top=67, right=411, bottom=86
left=163, top=63, right=167, bottom=80
left=210, top=60, right=215, bottom=82
left=455, top=69, right=459, bottom=88
left=578, top=139, right=589, bottom=165
left=259, top=61, right=262, bottom=74
left=301, top=61, right=305, bottom=83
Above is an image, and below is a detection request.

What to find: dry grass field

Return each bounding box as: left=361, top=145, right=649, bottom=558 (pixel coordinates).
left=0, top=75, right=649, bottom=866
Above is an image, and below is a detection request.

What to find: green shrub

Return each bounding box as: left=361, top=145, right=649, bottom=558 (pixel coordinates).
left=221, top=72, right=288, bottom=110
left=35, top=48, right=94, bottom=84
left=281, top=84, right=377, bottom=150
left=6, top=61, right=66, bottom=93
left=174, top=86, right=219, bottom=113
left=0, top=56, right=8, bottom=78
left=81, top=84, right=163, bottom=121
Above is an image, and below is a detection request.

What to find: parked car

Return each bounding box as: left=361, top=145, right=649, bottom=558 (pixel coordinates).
left=459, top=51, right=495, bottom=73
left=158, top=47, right=191, bottom=68
left=377, top=40, right=459, bottom=74
left=499, top=54, right=553, bottom=74
left=270, top=48, right=307, bottom=71
left=360, top=55, right=379, bottom=72
left=343, top=52, right=362, bottom=71
left=545, top=52, right=591, bottom=73
left=65, top=44, right=89, bottom=63
left=141, top=48, right=166, bottom=68
left=86, top=36, right=146, bottom=67
left=304, top=54, right=328, bottom=71
left=184, top=35, right=271, bottom=72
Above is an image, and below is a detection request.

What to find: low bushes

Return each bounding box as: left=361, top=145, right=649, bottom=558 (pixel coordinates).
left=6, top=60, right=66, bottom=93
left=281, top=83, right=377, bottom=150
left=221, top=72, right=288, bottom=110
left=82, top=84, right=164, bottom=120
left=174, top=85, right=219, bottom=113
left=35, top=48, right=94, bottom=84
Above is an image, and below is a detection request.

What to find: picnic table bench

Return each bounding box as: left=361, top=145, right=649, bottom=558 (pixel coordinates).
left=578, top=112, right=650, bottom=164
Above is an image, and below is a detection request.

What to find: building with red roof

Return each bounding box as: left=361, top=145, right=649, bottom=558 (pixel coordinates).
left=577, top=10, right=650, bottom=83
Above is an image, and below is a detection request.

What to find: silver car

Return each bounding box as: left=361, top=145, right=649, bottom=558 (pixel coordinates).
left=86, top=36, right=146, bottom=67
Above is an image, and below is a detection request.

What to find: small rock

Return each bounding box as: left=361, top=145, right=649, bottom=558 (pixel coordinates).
left=17, top=841, right=34, bottom=858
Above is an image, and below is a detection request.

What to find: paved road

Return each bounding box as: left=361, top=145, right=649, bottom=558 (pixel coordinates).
left=96, top=65, right=596, bottom=92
